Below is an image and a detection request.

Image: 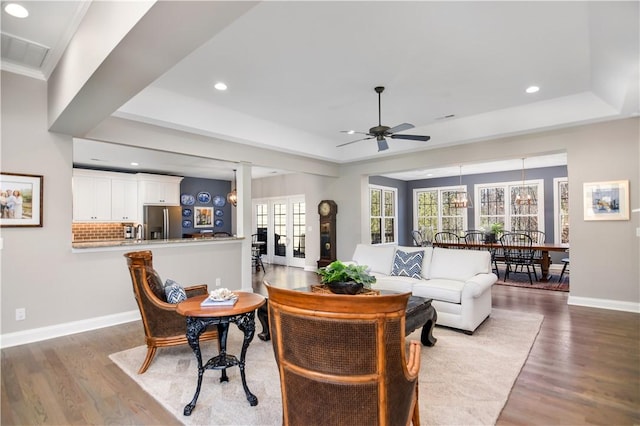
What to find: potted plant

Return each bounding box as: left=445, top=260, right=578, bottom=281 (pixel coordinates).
left=484, top=222, right=504, bottom=243
left=316, top=260, right=376, bottom=294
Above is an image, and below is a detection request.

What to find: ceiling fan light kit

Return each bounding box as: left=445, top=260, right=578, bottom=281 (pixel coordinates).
left=338, top=86, right=431, bottom=152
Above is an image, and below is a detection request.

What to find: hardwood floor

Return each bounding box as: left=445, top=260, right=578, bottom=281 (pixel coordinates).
left=2, top=265, right=638, bottom=425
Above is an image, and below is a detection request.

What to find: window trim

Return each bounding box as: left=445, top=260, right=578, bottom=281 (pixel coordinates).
left=412, top=184, right=468, bottom=234
left=369, top=184, right=398, bottom=245
left=553, top=177, right=569, bottom=244
left=474, top=178, right=545, bottom=232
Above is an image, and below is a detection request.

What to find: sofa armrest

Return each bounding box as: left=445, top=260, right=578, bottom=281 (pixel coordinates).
left=461, top=273, right=497, bottom=299
left=185, top=284, right=208, bottom=297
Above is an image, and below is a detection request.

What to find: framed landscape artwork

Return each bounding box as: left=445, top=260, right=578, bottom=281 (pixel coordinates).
left=583, top=180, right=629, bottom=221
left=194, top=206, right=213, bottom=228
left=0, top=172, right=43, bottom=227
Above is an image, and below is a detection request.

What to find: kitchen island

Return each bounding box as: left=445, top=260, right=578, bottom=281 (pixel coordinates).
left=72, top=235, right=243, bottom=253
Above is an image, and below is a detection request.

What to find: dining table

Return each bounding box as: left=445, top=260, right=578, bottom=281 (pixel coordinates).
left=432, top=240, right=569, bottom=282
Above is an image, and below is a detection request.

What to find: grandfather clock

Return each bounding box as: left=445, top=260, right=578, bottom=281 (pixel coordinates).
left=317, top=200, right=337, bottom=268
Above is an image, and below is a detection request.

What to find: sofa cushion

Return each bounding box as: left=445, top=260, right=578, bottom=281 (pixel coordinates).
left=352, top=244, right=396, bottom=275
left=373, top=276, right=416, bottom=293
left=412, top=279, right=466, bottom=304
left=429, top=247, right=491, bottom=281
left=395, top=246, right=433, bottom=279
left=391, top=249, right=424, bottom=279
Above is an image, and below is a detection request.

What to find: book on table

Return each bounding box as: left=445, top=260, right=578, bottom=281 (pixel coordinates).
left=200, top=296, right=238, bottom=307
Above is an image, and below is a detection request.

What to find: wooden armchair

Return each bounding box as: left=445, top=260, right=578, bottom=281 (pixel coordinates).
left=265, top=283, right=421, bottom=426
left=124, top=250, right=218, bottom=373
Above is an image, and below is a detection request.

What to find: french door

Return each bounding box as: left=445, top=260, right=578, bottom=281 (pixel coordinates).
left=253, top=195, right=306, bottom=268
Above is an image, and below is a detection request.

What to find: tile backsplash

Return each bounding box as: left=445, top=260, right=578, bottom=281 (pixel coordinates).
left=72, top=223, right=133, bottom=241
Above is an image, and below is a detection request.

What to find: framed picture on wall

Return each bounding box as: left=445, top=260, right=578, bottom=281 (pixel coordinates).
left=194, top=206, right=214, bottom=228
left=583, top=180, right=629, bottom=221
left=0, top=172, right=43, bottom=227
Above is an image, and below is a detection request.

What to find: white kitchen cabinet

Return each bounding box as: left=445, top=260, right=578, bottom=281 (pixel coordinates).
left=72, top=171, right=112, bottom=221
left=111, top=177, right=138, bottom=222
left=137, top=174, right=183, bottom=205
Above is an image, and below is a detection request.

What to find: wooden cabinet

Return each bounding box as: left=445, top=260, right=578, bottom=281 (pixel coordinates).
left=111, top=177, right=138, bottom=221
left=72, top=171, right=112, bottom=221
left=137, top=174, right=183, bottom=205
left=73, top=170, right=183, bottom=223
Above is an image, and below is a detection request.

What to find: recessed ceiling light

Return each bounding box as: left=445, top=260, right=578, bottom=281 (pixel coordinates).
left=4, top=3, right=28, bottom=18
left=346, top=130, right=355, bottom=135
left=130, top=162, right=139, bottom=166
left=525, top=86, right=540, bottom=94
left=214, top=82, right=228, bottom=91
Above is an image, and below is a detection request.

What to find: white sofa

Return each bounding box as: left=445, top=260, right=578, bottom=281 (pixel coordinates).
left=350, top=244, right=497, bottom=333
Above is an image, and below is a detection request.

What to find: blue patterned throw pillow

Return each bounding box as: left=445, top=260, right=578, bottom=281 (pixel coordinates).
left=391, top=250, right=424, bottom=279
left=164, top=279, right=187, bottom=304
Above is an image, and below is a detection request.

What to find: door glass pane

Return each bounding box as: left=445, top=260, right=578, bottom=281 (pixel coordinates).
left=292, top=201, right=305, bottom=259
left=273, top=203, right=286, bottom=256
left=255, top=203, right=267, bottom=255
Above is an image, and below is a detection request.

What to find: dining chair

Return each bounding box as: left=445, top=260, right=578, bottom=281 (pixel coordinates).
left=434, top=231, right=462, bottom=248
left=559, top=249, right=570, bottom=282
left=465, top=231, right=499, bottom=278
left=411, top=230, right=425, bottom=247
left=265, top=283, right=422, bottom=426
left=520, top=229, right=545, bottom=277
left=251, top=233, right=266, bottom=273
left=499, top=232, right=537, bottom=284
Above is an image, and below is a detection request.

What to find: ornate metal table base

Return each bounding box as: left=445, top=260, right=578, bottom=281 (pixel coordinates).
left=183, top=311, right=258, bottom=416
left=257, top=295, right=437, bottom=346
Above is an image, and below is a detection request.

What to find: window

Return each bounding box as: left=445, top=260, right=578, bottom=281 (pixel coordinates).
left=370, top=185, right=397, bottom=244
left=554, top=178, right=569, bottom=244
left=475, top=180, right=544, bottom=232
left=414, top=186, right=467, bottom=237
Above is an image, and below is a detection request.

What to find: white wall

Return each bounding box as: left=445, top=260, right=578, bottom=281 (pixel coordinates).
left=0, top=72, right=243, bottom=344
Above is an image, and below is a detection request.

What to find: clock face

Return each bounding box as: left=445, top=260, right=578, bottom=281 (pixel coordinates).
left=320, top=202, right=331, bottom=216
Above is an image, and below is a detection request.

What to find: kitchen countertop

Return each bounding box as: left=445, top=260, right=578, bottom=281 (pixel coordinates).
left=72, top=236, right=243, bottom=251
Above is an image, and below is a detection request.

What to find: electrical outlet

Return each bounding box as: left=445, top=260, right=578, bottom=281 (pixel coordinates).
left=15, top=308, right=25, bottom=321
left=215, top=278, right=221, bottom=287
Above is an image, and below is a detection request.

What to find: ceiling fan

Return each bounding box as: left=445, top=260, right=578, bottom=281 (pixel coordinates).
left=338, top=86, right=431, bottom=152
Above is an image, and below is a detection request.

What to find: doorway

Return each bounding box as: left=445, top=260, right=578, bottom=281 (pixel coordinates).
left=253, top=195, right=306, bottom=268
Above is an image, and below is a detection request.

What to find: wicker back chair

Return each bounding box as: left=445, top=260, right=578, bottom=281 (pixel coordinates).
left=265, top=283, right=421, bottom=426
left=124, top=250, right=218, bottom=373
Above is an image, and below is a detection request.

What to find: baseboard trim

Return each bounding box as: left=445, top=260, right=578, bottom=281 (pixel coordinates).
left=0, top=310, right=141, bottom=349
left=568, top=296, right=640, bottom=313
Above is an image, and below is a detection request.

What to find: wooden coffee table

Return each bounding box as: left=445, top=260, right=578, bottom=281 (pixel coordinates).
left=176, top=292, right=266, bottom=416
left=257, top=288, right=437, bottom=346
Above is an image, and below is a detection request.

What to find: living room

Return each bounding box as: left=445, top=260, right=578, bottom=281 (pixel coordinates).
left=1, top=2, right=638, bottom=424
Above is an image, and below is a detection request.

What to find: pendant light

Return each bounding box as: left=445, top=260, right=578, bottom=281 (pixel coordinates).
left=452, top=165, right=472, bottom=208
left=227, top=169, right=237, bottom=207
left=515, top=158, right=536, bottom=206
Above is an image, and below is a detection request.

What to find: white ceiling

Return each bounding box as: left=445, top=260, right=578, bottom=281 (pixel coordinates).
left=2, top=1, right=638, bottom=180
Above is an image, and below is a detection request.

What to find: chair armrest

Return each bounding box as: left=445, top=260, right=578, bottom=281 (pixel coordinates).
left=406, top=340, right=421, bottom=378
left=462, top=273, right=497, bottom=299
left=184, top=284, right=208, bottom=297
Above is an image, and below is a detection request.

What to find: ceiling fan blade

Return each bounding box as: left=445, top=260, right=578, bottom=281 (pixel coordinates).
left=376, top=137, right=389, bottom=152
left=337, top=136, right=374, bottom=148
left=390, top=134, right=431, bottom=142
left=386, top=122, right=414, bottom=134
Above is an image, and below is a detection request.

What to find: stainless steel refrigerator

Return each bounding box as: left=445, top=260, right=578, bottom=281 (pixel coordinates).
left=143, top=206, right=183, bottom=240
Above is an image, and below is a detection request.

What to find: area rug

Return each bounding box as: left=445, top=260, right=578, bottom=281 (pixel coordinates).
left=110, top=308, right=543, bottom=426
left=494, top=265, right=569, bottom=292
